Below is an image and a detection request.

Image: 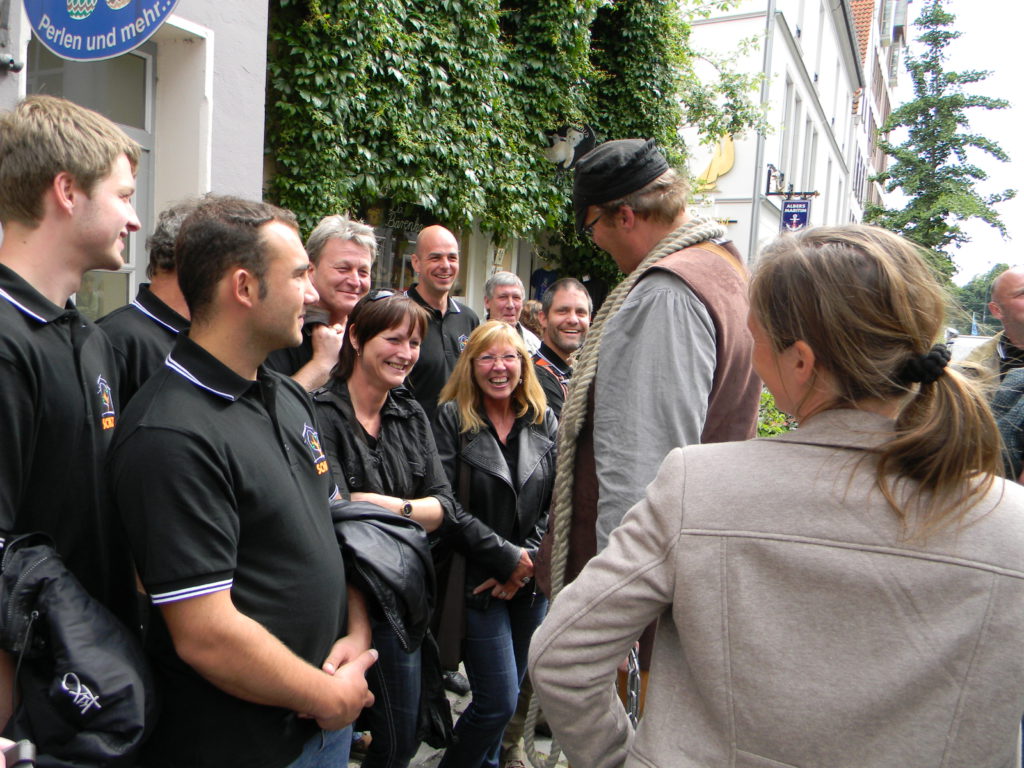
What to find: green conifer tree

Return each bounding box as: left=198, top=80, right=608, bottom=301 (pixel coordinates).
left=865, top=0, right=1015, bottom=281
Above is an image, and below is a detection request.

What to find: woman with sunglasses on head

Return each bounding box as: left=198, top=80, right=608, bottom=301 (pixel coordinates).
left=433, top=320, right=557, bottom=768
left=312, top=289, right=445, bottom=768
left=314, top=293, right=529, bottom=767
left=529, top=225, right=1024, bottom=768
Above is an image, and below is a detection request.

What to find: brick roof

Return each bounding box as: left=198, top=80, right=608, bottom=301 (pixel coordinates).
left=850, top=0, right=874, bottom=65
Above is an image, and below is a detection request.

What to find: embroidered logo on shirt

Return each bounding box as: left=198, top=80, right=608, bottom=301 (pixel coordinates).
left=458, top=334, right=470, bottom=351
left=302, top=424, right=329, bottom=476
left=61, top=672, right=102, bottom=715
left=96, top=375, right=116, bottom=430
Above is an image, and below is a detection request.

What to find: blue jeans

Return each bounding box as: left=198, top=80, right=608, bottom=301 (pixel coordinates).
left=361, top=619, right=423, bottom=768
left=284, top=725, right=352, bottom=768
left=439, top=592, right=548, bottom=768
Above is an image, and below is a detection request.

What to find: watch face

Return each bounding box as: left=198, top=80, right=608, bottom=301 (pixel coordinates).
left=402, top=501, right=413, bottom=517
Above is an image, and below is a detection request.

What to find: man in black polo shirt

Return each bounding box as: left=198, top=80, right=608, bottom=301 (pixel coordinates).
left=109, top=196, right=375, bottom=768
left=98, top=198, right=196, bottom=405
left=0, top=95, right=142, bottom=726
left=532, top=277, right=592, bottom=418
left=405, top=224, right=479, bottom=422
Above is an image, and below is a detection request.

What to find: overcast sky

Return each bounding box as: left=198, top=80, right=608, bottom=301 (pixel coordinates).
left=894, top=0, right=1024, bottom=285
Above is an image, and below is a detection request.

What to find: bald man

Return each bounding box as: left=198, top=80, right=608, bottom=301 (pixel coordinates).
left=405, top=225, right=479, bottom=422
left=966, top=266, right=1024, bottom=382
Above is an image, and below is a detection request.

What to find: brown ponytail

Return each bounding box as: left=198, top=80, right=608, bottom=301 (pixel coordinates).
left=750, top=224, right=1002, bottom=538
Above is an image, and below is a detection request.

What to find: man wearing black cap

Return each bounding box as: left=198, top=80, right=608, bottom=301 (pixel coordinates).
left=545, top=138, right=761, bottom=593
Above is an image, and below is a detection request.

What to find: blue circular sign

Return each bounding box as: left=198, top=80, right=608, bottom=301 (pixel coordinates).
left=24, top=0, right=180, bottom=62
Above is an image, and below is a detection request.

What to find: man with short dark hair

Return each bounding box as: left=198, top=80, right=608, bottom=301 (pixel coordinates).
left=532, top=277, right=591, bottom=417
left=98, top=198, right=197, bottom=405
left=265, top=214, right=375, bottom=390
left=405, top=224, right=479, bottom=423
left=0, top=94, right=142, bottom=726
left=109, top=196, right=376, bottom=768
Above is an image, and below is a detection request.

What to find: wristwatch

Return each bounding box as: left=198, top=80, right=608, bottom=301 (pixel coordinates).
left=400, top=500, right=413, bottom=517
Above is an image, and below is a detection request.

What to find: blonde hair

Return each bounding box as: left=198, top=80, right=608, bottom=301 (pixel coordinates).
left=750, top=224, right=1002, bottom=538
left=0, top=95, right=140, bottom=227
left=439, top=321, right=547, bottom=433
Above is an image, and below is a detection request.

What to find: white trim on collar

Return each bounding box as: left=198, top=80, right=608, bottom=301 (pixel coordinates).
left=166, top=354, right=238, bottom=401
left=0, top=287, right=48, bottom=323
left=131, top=299, right=182, bottom=334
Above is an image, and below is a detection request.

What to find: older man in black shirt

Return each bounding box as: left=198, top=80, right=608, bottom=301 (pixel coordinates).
left=405, top=225, right=479, bottom=423
left=98, top=198, right=196, bottom=405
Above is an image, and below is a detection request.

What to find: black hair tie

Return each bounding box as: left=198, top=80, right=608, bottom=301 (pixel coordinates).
left=899, top=344, right=951, bottom=386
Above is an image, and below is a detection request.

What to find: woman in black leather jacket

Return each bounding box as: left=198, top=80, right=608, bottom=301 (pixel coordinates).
left=434, top=321, right=556, bottom=768
left=314, top=294, right=526, bottom=768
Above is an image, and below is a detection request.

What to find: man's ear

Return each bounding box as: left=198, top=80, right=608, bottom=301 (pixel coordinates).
left=989, top=301, right=1003, bottom=321
left=231, top=268, right=259, bottom=309
left=51, top=172, right=78, bottom=216
left=616, top=205, right=636, bottom=231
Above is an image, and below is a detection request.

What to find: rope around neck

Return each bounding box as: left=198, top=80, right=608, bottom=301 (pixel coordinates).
left=522, top=216, right=725, bottom=768
left=547, top=216, right=725, bottom=600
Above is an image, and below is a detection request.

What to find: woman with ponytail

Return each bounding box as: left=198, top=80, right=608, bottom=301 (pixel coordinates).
left=529, top=224, right=1024, bottom=768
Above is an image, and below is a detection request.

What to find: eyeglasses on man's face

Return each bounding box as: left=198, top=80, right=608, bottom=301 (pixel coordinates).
left=583, top=212, right=603, bottom=238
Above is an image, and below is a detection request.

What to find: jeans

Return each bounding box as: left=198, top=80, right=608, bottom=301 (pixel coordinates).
left=439, top=591, right=548, bottom=768
left=284, top=725, right=352, bottom=768
left=361, top=619, right=423, bottom=768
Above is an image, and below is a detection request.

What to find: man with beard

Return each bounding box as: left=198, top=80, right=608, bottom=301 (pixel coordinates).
left=532, top=278, right=591, bottom=418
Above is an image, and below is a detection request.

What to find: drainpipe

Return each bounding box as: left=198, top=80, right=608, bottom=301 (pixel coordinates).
left=748, top=0, right=776, bottom=263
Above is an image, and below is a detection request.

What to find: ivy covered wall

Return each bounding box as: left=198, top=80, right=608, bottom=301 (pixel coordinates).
left=265, top=0, right=761, bottom=277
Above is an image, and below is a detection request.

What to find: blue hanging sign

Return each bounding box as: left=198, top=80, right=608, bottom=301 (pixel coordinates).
left=23, top=0, right=180, bottom=62
left=780, top=199, right=811, bottom=232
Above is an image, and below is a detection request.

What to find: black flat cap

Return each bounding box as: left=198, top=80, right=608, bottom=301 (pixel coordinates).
left=572, top=139, right=670, bottom=234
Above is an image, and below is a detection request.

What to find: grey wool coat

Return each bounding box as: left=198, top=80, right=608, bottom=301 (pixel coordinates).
left=529, top=409, right=1024, bottom=768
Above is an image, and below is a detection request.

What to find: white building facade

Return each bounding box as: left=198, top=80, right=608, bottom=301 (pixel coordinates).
left=0, top=0, right=269, bottom=319
left=684, top=0, right=907, bottom=262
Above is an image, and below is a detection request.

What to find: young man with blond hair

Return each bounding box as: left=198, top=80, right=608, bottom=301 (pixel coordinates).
left=0, top=94, right=142, bottom=724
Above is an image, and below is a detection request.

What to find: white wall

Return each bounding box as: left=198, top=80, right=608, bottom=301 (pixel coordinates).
left=685, top=0, right=863, bottom=263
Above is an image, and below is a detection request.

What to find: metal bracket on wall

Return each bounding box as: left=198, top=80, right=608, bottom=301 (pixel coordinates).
left=0, top=0, right=24, bottom=74
left=765, top=164, right=819, bottom=200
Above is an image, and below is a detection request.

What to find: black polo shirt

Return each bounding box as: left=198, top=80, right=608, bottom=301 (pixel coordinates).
left=97, top=283, right=188, bottom=406
left=109, top=334, right=346, bottom=768
left=532, top=341, right=572, bottom=418
left=0, top=263, right=135, bottom=627
left=405, top=284, right=479, bottom=423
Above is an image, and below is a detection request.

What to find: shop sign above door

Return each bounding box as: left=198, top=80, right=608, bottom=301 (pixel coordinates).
left=24, top=0, right=179, bottom=61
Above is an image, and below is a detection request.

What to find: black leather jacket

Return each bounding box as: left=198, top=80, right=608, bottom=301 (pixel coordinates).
left=0, top=532, right=156, bottom=766
left=434, top=401, right=557, bottom=607
left=330, top=500, right=435, bottom=653
left=312, top=381, right=524, bottom=597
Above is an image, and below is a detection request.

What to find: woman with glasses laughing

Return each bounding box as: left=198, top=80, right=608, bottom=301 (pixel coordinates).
left=433, top=321, right=557, bottom=768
